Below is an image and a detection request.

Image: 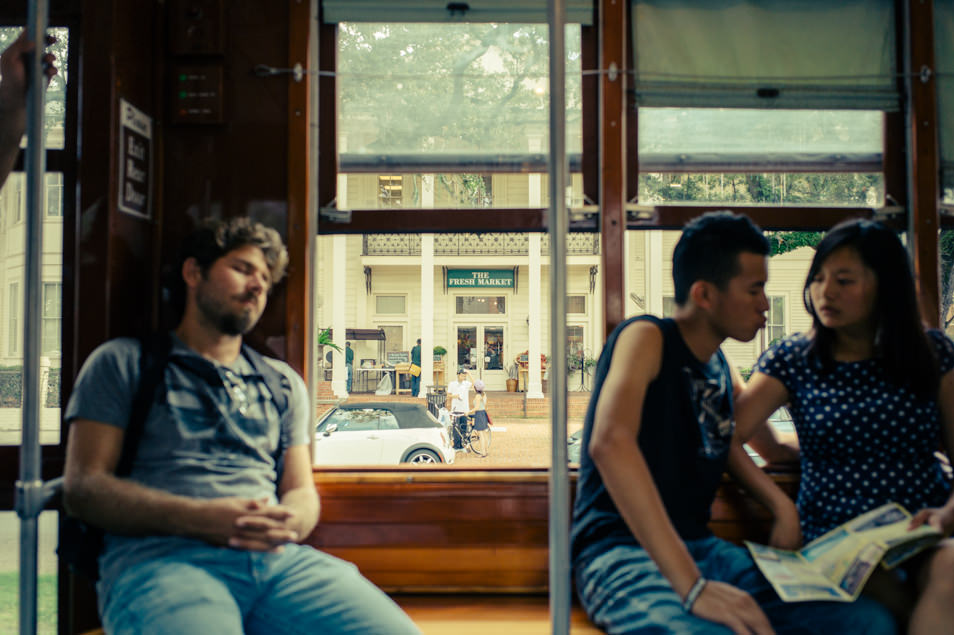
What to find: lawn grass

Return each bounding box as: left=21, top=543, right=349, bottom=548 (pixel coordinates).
left=0, top=572, right=57, bottom=634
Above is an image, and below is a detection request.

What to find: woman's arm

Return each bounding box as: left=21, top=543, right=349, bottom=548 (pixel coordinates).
left=911, top=369, right=954, bottom=534
left=735, top=371, right=799, bottom=465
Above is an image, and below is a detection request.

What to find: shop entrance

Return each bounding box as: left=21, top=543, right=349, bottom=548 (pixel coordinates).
left=456, top=325, right=505, bottom=389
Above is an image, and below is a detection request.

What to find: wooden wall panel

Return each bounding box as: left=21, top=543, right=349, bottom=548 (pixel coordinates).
left=160, top=1, right=301, bottom=364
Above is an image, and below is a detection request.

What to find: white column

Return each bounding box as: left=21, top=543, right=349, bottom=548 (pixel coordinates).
left=420, top=234, right=435, bottom=397
left=527, top=233, right=544, bottom=399
left=356, top=239, right=368, bottom=329
left=645, top=230, right=664, bottom=316
left=622, top=230, right=631, bottom=314
left=332, top=236, right=348, bottom=398
left=419, top=175, right=436, bottom=398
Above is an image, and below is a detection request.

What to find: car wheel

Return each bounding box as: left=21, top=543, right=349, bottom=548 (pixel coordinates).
left=404, top=449, right=440, bottom=464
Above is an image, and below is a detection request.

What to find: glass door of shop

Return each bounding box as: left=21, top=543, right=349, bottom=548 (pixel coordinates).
left=456, top=325, right=505, bottom=389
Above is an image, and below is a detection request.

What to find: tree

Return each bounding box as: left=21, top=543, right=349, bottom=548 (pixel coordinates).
left=0, top=27, right=69, bottom=132
left=765, top=232, right=823, bottom=257
left=336, top=22, right=581, bottom=208
left=941, top=230, right=954, bottom=332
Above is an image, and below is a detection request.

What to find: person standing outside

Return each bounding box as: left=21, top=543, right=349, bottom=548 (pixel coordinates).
left=446, top=367, right=473, bottom=450
left=62, top=218, right=419, bottom=634
left=468, top=379, right=491, bottom=456
left=345, top=341, right=354, bottom=393
left=410, top=338, right=422, bottom=397
left=571, top=212, right=894, bottom=634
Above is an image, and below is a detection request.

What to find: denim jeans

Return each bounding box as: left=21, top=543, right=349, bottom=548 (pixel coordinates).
left=99, top=542, right=420, bottom=635
left=574, top=536, right=897, bottom=635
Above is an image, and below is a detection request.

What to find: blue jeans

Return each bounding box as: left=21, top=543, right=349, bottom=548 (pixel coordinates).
left=574, top=536, right=897, bottom=635
left=346, top=363, right=353, bottom=392
left=99, top=542, right=420, bottom=635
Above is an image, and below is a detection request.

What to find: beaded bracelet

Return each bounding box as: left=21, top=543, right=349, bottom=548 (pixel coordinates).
left=682, top=576, right=708, bottom=613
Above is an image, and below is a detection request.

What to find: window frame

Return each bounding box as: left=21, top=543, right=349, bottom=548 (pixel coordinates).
left=374, top=294, right=408, bottom=316
left=317, top=16, right=600, bottom=234
left=314, top=0, right=946, bottom=403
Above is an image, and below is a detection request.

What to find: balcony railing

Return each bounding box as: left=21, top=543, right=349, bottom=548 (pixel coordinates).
left=363, top=233, right=600, bottom=256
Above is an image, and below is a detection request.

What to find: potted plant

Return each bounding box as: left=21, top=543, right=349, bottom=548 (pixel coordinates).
left=433, top=345, right=447, bottom=358
left=505, top=363, right=519, bottom=392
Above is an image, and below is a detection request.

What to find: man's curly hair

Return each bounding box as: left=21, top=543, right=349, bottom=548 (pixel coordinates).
left=167, top=217, right=289, bottom=322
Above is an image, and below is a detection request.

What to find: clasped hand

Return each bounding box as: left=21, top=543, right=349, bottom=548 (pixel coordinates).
left=203, top=497, right=300, bottom=553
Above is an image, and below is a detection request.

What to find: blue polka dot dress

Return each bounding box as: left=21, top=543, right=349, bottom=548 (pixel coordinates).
left=755, top=330, right=954, bottom=541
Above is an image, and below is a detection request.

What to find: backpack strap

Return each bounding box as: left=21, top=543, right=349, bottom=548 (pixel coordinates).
left=115, top=332, right=172, bottom=477
left=241, top=344, right=290, bottom=415
left=240, top=344, right=292, bottom=465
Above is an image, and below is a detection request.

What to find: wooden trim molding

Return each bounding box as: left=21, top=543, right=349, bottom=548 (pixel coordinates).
left=599, top=0, right=627, bottom=338
left=904, top=0, right=942, bottom=326
left=285, top=0, right=312, bottom=379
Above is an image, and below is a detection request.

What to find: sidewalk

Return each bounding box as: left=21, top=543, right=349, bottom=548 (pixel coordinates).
left=452, top=419, right=583, bottom=468
left=0, top=407, right=61, bottom=445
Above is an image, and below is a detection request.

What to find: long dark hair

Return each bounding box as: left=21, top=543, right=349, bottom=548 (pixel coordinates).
left=803, top=219, right=938, bottom=399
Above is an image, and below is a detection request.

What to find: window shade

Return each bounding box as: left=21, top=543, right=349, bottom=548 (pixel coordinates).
left=323, top=1, right=594, bottom=24
left=632, top=0, right=898, bottom=111
left=935, top=0, right=954, bottom=195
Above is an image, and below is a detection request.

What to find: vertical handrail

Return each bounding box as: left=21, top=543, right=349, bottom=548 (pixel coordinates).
left=547, top=0, right=570, bottom=633
left=16, top=2, right=51, bottom=634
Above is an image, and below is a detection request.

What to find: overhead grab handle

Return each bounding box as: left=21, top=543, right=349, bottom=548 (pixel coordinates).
left=254, top=63, right=304, bottom=82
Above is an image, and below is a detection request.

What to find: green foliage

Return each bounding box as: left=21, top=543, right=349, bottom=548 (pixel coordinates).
left=0, top=572, right=56, bottom=634
left=433, top=345, right=447, bottom=356
left=638, top=172, right=881, bottom=208
left=0, top=27, right=70, bottom=132
left=317, top=328, right=342, bottom=352
left=941, top=230, right=954, bottom=330
left=0, top=368, right=61, bottom=407
left=765, top=232, right=824, bottom=257
left=337, top=23, right=582, bottom=156
left=0, top=370, right=20, bottom=407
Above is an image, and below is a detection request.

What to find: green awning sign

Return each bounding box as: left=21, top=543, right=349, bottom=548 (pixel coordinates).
left=447, top=269, right=514, bottom=288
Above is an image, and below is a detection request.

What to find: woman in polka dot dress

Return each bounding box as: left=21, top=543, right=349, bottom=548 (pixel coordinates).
left=734, top=219, right=954, bottom=633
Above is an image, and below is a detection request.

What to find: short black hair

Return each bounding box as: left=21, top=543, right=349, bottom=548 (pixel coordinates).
left=672, top=212, right=769, bottom=305
left=167, top=217, right=288, bottom=323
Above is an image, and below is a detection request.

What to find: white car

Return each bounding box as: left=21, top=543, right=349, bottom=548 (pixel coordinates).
left=315, top=401, right=456, bottom=465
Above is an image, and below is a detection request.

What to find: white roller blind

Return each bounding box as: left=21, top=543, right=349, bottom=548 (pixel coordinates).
left=632, top=0, right=898, bottom=110
left=323, top=1, right=594, bottom=24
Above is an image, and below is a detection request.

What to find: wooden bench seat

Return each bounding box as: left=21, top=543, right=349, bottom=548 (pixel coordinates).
left=74, top=466, right=798, bottom=634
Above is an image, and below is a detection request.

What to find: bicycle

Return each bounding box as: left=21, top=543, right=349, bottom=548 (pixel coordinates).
left=465, top=416, right=492, bottom=457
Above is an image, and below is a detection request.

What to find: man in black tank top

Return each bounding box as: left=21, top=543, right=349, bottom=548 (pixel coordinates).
left=571, top=213, right=895, bottom=634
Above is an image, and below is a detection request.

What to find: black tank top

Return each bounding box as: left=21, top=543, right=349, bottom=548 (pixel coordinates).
left=571, top=316, right=734, bottom=562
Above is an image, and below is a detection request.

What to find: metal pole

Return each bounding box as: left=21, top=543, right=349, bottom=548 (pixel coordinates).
left=16, top=2, right=50, bottom=634
left=547, top=1, right=570, bottom=633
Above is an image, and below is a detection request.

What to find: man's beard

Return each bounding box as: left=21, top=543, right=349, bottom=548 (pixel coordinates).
left=196, top=288, right=260, bottom=335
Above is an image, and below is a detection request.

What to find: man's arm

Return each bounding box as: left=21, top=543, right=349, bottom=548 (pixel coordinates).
left=63, top=419, right=285, bottom=550
left=276, top=444, right=320, bottom=538
left=226, top=444, right=318, bottom=551
left=0, top=32, right=57, bottom=189
left=588, top=321, right=771, bottom=634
